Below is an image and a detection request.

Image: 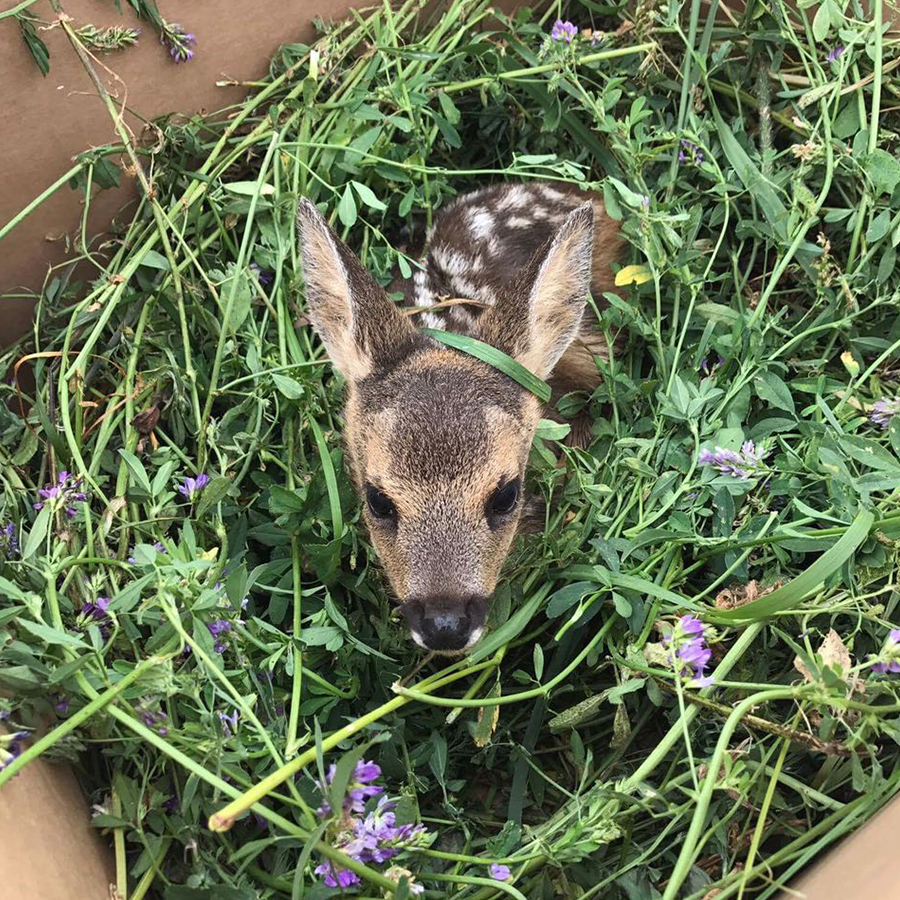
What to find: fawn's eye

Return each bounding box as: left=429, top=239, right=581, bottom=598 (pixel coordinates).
left=365, top=484, right=397, bottom=520
left=488, top=478, right=520, bottom=518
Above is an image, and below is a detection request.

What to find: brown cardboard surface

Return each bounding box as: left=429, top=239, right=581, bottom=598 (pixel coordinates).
left=774, top=790, right=900, bottom=900
left=0, top=733, right=114, bottom=899
left=0, top=0, right=363, bottom=345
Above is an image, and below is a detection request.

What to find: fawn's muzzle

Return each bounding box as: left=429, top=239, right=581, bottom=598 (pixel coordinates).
left=401, top=595, right=489, bottom=652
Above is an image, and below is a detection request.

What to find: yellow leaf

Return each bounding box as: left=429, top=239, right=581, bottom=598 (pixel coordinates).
left=614, top=264, right=653, bottom=287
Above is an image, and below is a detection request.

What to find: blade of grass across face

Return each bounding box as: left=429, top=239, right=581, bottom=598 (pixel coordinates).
left=705, top=508, right=874, bottom=624
left=422, top=329, right=551, bottom=403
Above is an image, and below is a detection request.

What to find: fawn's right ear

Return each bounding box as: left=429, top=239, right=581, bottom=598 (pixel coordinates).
left=296, top=198, right=418, bottom=381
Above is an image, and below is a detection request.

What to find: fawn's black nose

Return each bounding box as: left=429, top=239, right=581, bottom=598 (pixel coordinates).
left=401, top=596, right=488, bottom=652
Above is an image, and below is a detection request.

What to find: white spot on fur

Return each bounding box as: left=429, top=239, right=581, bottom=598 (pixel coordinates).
left=497, top=185, right=529, bottom=210
left=468, top=208, right=496, bottom=239
left=432, top=245, right=482, bottom=276
left=508, top=216, right=532, bottom=229
left=421, top=312, right=445, bottom=330
left=539, top=185, right=566, bottom=201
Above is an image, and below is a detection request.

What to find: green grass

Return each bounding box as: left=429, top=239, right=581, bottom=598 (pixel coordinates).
left=1, top=1, right=900, bottom=898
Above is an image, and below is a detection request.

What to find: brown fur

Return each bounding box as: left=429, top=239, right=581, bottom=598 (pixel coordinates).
left=296, top=183, right=623, bottom=651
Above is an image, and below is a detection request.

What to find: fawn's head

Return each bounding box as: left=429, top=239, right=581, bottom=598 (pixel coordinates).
left=296, top=196, right=594, bottom=652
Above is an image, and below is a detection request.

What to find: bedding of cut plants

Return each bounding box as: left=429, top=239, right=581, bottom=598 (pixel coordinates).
left=2, top=0, right=900, bottom=897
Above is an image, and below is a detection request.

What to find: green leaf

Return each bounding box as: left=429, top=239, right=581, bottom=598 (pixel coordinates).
left=272, top=373, right=305, bottom=399
left=712, top=107, right=787, bottom=240
left=0, top=577, right=32, bottom=604
left=866, top=149, right=900, bottom=195
left=222, top=181, right=275, bottom=196
left=151, top=460, right=178, bottom=499
left=422, top=329, right=551, bottom=403
left=754, top=371, right=795, bottom=416
left=139, top=249, right=170, bottom=271
left=337, top=184, right=357, bottom=227
left=268, top=485, right=306, bottom=515
left=195, top=476, right=232, bottom=517
left=546, top=582, right=596, bottom=618
left=533, top=643, right=545, bottom=681
left=22, top=506, right=51, bottom=561
left=18, top=618, right=90, bottom=649
left=351, top=181, right=387, bottom=211
left=535, top=419, right=571, bottom=441
left=119, top=448, right=152, bottom=494
left=709, top=509, right=874, bottom=623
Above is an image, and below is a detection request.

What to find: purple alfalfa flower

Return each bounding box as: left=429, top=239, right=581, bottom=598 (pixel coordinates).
left=871, top=629, right=900, bottom=674
left=827, top=45, right=845, bottom=63
left=161, top=21, right=196, bottom=63
left=218, top=708, right=239, bottom=736
left=55, top=697, right=70, bottom=715
left=138, top=698, right=168, bottom=735
left=870, top=396, right=900, bottom=429
left=208, top=619, right=232, bottom=653
left=314, top=861, right=360, bottom=890
left=700, top=354, right=724, bottom=378
left=249, top=262, right=274, bottom=287
left=318, top=758, right=386, bottom=817
left=34, top=471, right=88, bottom=518
left=698, top=441, right=769, bottom=479
left=490, top=863, right=512, bottom=881
left=678, top=138, right=705, bottom=166
left=82, top=597, right=113, bottom=639
left=550, top=19, right=578, bottom=42
left=663, top=615, right=714, bottom=686
left=162, top=795, right=179, bottom=813
left=0, top=729, right=30, bottom=771
left=178, top=473, right=210, bottom=501
left=0, top=522, right=19, bottom=558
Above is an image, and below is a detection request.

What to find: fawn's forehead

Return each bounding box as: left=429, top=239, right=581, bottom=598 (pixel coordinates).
left=354, top=349, right=534, bottom=482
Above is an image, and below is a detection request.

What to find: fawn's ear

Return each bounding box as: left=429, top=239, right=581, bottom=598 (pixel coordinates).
left=296, top=198, right=419, bottom=381
left=477, top=202, right=594, bottom=380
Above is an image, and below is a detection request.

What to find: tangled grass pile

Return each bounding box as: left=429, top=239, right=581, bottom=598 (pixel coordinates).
left=2, top=0, right=900, bottom=897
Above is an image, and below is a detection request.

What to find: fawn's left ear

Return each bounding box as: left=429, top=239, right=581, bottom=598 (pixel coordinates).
left=477, top=201, right=594, bottom=380
left=296, top=198, right=419, bottom=381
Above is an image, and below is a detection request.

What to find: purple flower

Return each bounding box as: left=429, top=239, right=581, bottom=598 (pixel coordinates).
left=640, top=195, right=650, bottom=208
left=218, top=709, right=239, bottom=735
left=490, top=863, right=512, bottom=881
left=663, top=615, right=714, bottom=686
left=207, top=619, right=232, bottom=637
left=0, top=523, right=19, bottom=558
left=827, top=45, right=845, bottom=63
left=249, top=262, right=274, bottom=287
left=700, top=354, right=724, bottom=377
left=34, top=471, right=88, bottom=518
left=138, top=698, right=168, bottom=735
left=678, top=138, right=705, bottom=166
left=871, top=629, right=900, bottom=674
left=162, top=795, right=179, bottom=813
left=82, top=597, right=113, bottom=639
left=161, top=21, right=196, bottom=63
left=314, top=862, right=360, bottom=889
left=178, top=473, right=210, bottom=501
left=699, top=441, right=769, bottom=479
left=0, top=729, right=29, bottom=772
left=870, top=397, right=900, bottom=429
left=56, top=698, right=70, bottom=715
left=550, top=19, right=578, bottom=42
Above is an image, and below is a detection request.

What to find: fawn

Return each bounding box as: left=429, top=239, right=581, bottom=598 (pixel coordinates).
left=296, top=182, right=622, bottom=652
